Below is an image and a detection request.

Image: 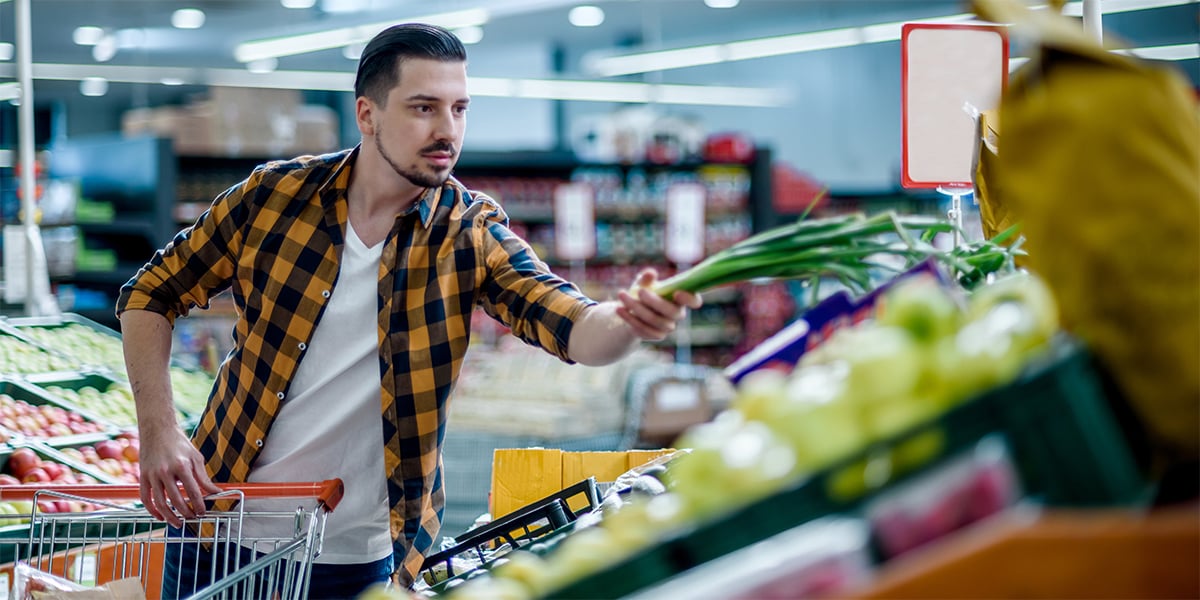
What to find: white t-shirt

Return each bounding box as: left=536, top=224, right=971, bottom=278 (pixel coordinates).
left=241, top=220, right=392, bottom=564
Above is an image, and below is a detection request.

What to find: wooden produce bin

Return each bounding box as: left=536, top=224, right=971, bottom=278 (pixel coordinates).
left=490, top=448, right=677, bottom=517
left=852, top=503, right=1199, bottom=599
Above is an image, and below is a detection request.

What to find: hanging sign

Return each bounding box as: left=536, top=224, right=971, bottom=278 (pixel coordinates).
left=554, top=183, right=596, bottom=261
left=901, top=23, right=1009, bottom=189
left=665, top=182, right=707, bottom=265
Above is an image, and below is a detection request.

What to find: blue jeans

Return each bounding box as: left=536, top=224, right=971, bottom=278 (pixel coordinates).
left=161, top=525, right=394, bottom=599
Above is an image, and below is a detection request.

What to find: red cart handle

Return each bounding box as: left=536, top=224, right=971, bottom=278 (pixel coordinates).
left=0, top=479, right=345, bottom=512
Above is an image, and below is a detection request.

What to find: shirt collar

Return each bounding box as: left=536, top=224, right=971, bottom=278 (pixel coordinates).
left=322, top=144, right=441, bottom=230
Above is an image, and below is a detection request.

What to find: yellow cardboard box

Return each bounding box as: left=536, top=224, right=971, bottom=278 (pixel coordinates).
left=490, top=448, right=675, bottom=518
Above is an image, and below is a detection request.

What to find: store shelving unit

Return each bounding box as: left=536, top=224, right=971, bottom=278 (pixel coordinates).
left=453, top=148, right=775, bottom=366
left=44, top=135, right=178, bottom=329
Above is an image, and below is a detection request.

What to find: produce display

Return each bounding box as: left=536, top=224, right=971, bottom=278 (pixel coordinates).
left=36, top=382, right=157, bottom=429
left=17, top=322, right=126, bottom=374
left=0, top=393, right=107, bottom=442
left=432, top=272, right=1059, bottom=599
left=56, top=434, right=140, bottom=484
left=0, top=447, right=105, bottom=514
left=0, top=334, right=74, bottom=374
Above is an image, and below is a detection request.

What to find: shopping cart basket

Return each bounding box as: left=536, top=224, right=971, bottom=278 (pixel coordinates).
left=0, top=480, right=343, bottom=600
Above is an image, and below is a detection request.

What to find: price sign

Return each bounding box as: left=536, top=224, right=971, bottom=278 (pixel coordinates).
left=554, top=183, right=596, bottom=261
left=901, top=23, right=1008, bottom=189
left=665, top=183, right=707, bottom=264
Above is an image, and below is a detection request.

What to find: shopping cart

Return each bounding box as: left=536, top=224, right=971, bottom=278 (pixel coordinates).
left=0, top=480, right=343, bottom=600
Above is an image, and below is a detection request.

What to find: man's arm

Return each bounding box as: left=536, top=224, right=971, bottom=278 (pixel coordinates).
left=120, top=309, right=220, bottom=527
left=568, top=269, right=702, bottom=366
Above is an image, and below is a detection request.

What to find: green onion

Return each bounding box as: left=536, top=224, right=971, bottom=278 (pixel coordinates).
left=650, top=211, right=1024, bottom=299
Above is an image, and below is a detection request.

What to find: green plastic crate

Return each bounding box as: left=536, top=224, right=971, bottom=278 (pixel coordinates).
left=551, top=339, right=1151, bottom=598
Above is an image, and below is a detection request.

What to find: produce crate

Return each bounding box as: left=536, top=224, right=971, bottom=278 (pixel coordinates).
left=551, top=339, right=1151, bottom=598
left=23, top=373, right=143, bottom=431
left=3, top=313, right=126, bottom=377
left=0, top=379, right=116, bottom=448
left=0, top=330, right=77, bottom=378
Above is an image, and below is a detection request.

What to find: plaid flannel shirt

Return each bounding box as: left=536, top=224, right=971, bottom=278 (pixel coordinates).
left=116, top=147, right=595, bottom=585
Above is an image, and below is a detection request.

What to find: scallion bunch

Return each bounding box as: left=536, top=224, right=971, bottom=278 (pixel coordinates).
left=651, top=211, right=1024, bottom=299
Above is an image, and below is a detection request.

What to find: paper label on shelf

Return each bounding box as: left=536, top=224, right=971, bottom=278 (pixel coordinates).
left=666, top=183, right=706, bottom=264
left=554, top=183, right=596, bottom=261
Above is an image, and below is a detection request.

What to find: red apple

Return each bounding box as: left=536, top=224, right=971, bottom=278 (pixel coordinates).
left=94, top=440, right=124, bottom=461
left=0, top=474, right=21, bottom=486
left=122, top=444, right=140, bottom=462
left=37, top=501, right=56, bottom=513
left=7, top=448, right=42, bottom=478
left=40, top=462, right=64, bottom=480
left=21, top=467, right=51, bottom=484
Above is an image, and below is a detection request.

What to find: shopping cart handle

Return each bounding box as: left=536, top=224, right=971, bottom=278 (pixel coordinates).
left=0, top=479, right=345, bottom=511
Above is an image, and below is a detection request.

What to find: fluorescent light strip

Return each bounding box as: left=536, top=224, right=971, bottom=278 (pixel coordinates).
left=1118, top=42, right=1200, bottom=60
left=1008, top=42, right=1197, bottom=71
left=0, top=63, right=786, bottom=107
left=0, top=81, right=19, bottom=100
left=587, top=13, right=975, bottom=76
left=1062, top=0, right=1198, bottom=16
left=587, top=0, right=1196, bottom=76
left=234, top=8, right=488, bottom=62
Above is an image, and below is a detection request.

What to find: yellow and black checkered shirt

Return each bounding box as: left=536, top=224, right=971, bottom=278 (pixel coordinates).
left=116, top=147, right=595, bottom=584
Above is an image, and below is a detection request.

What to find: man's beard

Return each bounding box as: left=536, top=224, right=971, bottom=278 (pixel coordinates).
left=374, top=130, right=455, bottom=189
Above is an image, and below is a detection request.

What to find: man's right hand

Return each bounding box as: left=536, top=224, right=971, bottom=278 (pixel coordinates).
left=138, top=425, right=221, bottom=527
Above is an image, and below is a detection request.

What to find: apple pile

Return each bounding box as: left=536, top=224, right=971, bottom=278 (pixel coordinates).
left=0, top=393, right=106, bottom=441
left=57, top=434, right=140, bottom=484
left=439, top=273, right=1061, bottom=600
left=0, top=334, right=75, bottom=374
left=19, top=323, right=126, bottom=374
left=39, top=383, right=142, bottom=429
left=0, top=447, right=105, bottom=514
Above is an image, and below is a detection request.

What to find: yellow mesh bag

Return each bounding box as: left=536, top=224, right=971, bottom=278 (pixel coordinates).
left=975, top=0, right=1200, bottom=462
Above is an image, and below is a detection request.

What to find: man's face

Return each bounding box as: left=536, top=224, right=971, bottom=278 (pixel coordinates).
left=369, top=58, right=469, bottom=189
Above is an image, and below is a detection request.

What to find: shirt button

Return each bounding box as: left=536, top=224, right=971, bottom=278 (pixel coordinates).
left=255, top=439, right=263, bottom=448
left=298, top=342, right=307, bottom=351
left=321, top=290, right=331, bottom=298
left=276, top=392, right=285, bottom=400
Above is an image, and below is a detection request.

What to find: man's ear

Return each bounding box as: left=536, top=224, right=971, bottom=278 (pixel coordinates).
left=355, top=96, right=375, bottom=136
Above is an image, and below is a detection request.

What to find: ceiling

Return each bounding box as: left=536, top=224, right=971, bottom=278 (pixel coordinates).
left=0, top=1, right=1196, bottom=111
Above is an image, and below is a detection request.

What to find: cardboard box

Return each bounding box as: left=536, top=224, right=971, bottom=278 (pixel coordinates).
left=490, top=448, right=675, bottom=518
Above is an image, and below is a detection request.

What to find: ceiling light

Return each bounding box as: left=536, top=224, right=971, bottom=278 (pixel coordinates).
left=247, top=58, right=279, bottom=73
left=281, top=0, right=317, bottom=8
left=160, top=77, right=185, bottom=86
left=72, top=26, right=105, bottom=46
left=342, top=43, right=365, bottom=60
left=115, top=28, right=146, bottom=49
left=0, top=62, right=785, bottom=107
left=456, top=25, right=484, bottom=45
left=79, top=77, right=109, bottom=97
left=1061, top=0, right=1197, bottom=15
left=704, top=0, right=739, bottom=7
left=92, top=36, right=117, bottom=62
left=234, top=8, right=488, bottom=62
left=171, top=8, right=206, bottom=29
left=568, top=6, right=605, bottom=27
left=1117, top=42, right=1200, bottom=60
left=587, top=0, right=1196, bottom=76
left=0, top=43, right=12, bottom=61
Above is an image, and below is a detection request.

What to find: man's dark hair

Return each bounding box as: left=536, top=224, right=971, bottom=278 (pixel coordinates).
left=354, top=23, right=467, bottom=104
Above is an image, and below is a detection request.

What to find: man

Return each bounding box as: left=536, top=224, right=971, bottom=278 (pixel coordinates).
left=118, top=22, right=700, bottom=597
